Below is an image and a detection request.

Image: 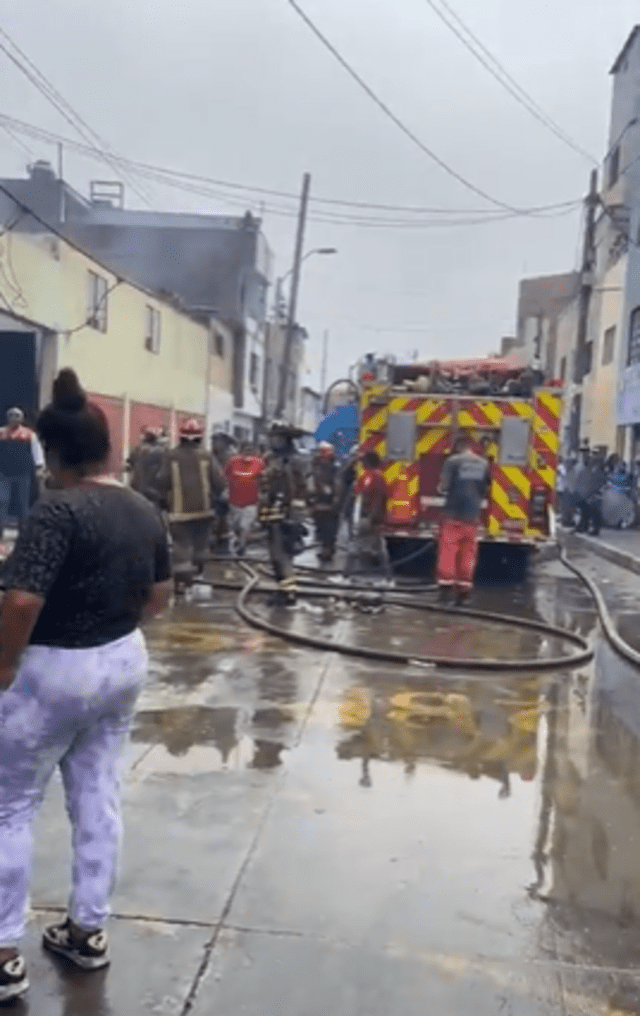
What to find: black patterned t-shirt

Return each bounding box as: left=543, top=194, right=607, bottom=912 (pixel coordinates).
left=4, top=483, right=171, bottom=648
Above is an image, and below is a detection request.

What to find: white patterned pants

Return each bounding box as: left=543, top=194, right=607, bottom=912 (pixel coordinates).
left=0, top=629, right=148, bottom=946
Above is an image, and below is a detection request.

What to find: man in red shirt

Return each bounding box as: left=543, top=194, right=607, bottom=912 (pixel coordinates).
left=224, top=443, right=265, bottom=555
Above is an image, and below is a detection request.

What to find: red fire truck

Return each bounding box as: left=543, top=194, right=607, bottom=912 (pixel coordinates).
left=357, top=356, right=563, bottom=553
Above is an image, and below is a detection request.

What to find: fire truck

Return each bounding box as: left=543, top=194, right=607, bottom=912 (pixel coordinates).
left=357, top=355, right=563, bottom=554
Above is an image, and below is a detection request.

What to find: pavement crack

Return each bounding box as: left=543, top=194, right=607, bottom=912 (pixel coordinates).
left=294, top=648, right=336, bottom=745
left=178, top=781, right=281, bottom=1015
left=32, top=905, right=217, bottom=929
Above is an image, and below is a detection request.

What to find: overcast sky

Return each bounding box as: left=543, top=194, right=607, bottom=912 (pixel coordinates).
left=1, top=0, right=638, bottom=387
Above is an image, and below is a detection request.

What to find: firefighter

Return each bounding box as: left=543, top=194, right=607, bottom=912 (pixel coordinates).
left=345, top=450, right=391, bottom=578
left=436, top=433, right=490, bottom=606
left=158, top=418, right=226, bottom=585
left=307, top=441, right=341, bottom=563
left=126, top=426, right=166, bottom=508
left=258, top=421, right=307, bottom=604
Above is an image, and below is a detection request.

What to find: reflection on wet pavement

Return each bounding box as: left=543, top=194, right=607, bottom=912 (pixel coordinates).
left=131, top=704, right=290, bottom=770
left=25, top=557, right=640, bottom=1013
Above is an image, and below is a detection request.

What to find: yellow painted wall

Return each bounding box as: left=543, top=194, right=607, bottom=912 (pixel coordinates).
left=0, top=230, right=211, bottom=415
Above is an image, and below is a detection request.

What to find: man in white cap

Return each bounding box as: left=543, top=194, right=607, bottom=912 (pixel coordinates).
left=0, top=408, right=45, bottom=538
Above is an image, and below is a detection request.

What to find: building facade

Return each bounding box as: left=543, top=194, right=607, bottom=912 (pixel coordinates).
left=0, top=192, right=227, bottom=472
left=0, top=162, right=273, bottom=440
left=262, top=317, right=306, bottom=425
left=297, top=386, right=322, bottom=434
left=613, top=27, right=640, bottom=462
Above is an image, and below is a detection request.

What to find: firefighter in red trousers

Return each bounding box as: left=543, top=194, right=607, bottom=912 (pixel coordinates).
left=437, top=433, right=490, bottom=606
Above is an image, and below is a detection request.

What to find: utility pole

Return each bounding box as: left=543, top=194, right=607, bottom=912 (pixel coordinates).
left=574, top=169, right=599, bottom=386
left=275, top=172, right=310, bottom=420
left=320, top=329, right=329, bottom=397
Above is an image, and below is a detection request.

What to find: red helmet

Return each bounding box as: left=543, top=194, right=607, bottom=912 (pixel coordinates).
left=179, top=417, right=204, bottom=438
left=317, top=441, right=335, bottom=460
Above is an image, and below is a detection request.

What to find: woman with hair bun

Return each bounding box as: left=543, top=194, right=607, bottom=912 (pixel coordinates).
left=0, top=369, right=172, bottom=1000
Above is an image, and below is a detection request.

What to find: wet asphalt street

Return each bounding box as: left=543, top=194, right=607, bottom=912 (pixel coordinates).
left=11, top=546, right=640, bottom=1014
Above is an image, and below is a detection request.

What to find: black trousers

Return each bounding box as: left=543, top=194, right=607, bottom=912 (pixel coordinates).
left=576, top=498, right=601, bottom=535
left=313, top=509, right=339, bottom=557
left=266, top=522, right=294, bottom=584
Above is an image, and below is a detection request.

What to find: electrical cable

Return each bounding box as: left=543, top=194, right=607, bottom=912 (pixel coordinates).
left=287, top=0, right=575, bottom=215
left=0, top=122, right=35, bottom=161
left=64, top=278, right=123, bottom=335
left=422, top=0, right=597, bottom=164
left=0, top=182, right=152, bottom=320
left=0, top=28, right=153, bottom=207
left=0, top=112, right=583, bottom=219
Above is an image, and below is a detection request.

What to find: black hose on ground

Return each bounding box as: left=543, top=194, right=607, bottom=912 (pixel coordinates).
left=233, top=566, right=593, bottom=672
left=559, top=549, right=640, bottom=668
left=200, top=542, right=640, bottom=671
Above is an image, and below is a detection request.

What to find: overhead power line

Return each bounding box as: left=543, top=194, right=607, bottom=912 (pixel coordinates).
left=0, top=112, right=582, bottom=221
left=422, top=0, right=598, bottom=165
left=0, top=26, right=153, bottom=206
left=0, top=112, right=582, bottom=227
left=287, top=0, right=568, bottom=215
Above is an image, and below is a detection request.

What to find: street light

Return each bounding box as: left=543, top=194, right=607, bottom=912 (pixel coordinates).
left=276, top=248, right=338, bottom=308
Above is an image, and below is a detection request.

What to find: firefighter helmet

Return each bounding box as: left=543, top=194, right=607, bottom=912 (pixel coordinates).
left=142, top=425, right=163, bottom=441
left=179, top=417, right=204, bottom=438
left=268, top=419, right=306, bottom=440
left=317, top=441, right=335, bottom=460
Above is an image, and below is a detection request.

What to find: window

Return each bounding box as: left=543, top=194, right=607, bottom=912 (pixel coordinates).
left=609, top=145, right=621, bottom=189
left=629, top=307, right=640, bottom=365
left=559, top=356, right=567, bottom=381
left=602, top=325, right=616, bottom=366
left=584, top=340, right=593, bottom=375
left=86, top=270, right=108, bottom=332
left=249, top=352, right=260, bottom=390
left=144, top=305, right=161, bottom=353
left=214, top=331, right=225, bottom=357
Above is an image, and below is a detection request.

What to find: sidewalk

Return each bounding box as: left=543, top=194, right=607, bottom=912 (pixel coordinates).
left=570, top=526, right=640, bottom=574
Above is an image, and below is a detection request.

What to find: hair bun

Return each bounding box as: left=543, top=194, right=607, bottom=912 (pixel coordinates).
left=52, top=369, right=87, bottom=412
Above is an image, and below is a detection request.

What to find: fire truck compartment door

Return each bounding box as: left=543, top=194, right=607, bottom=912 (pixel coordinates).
left=499, top=416, right=530, bottom=466
left=386, top=412, right=417, bottom=461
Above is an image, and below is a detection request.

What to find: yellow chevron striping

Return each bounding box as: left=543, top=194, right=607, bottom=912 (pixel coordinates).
left=537, top=390, right=561, bottom=417
left=499, top=465, right=530, bottom=499
left=533, top=417, right=558, bottom=454
left=491, top=481, right=527, bottom=519
left=475, top=401, right=502, bottom=425
left=416, top=399, right=449, bottom=423
left=361, top=384, right=387, bottom=410
left=388, top=396, right=412, bottom=413
left=416, top=428, right=447, bottom=456
left=361, top=407, right=388, bottom=436
left=383, top=462, right=403, bottom=485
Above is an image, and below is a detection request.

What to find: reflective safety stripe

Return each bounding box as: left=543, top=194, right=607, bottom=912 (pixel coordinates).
left=171, top=461, right=183, bottom=515
left=199, top=459, right=211, bottom=512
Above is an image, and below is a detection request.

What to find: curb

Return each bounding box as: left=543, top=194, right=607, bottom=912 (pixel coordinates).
left=570, top=532, right=640, bottom=576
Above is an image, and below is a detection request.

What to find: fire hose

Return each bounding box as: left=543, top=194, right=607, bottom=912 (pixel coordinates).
left=206, top=547, right=635, bottom=673
left=228, top=562, right=593, bottom=672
